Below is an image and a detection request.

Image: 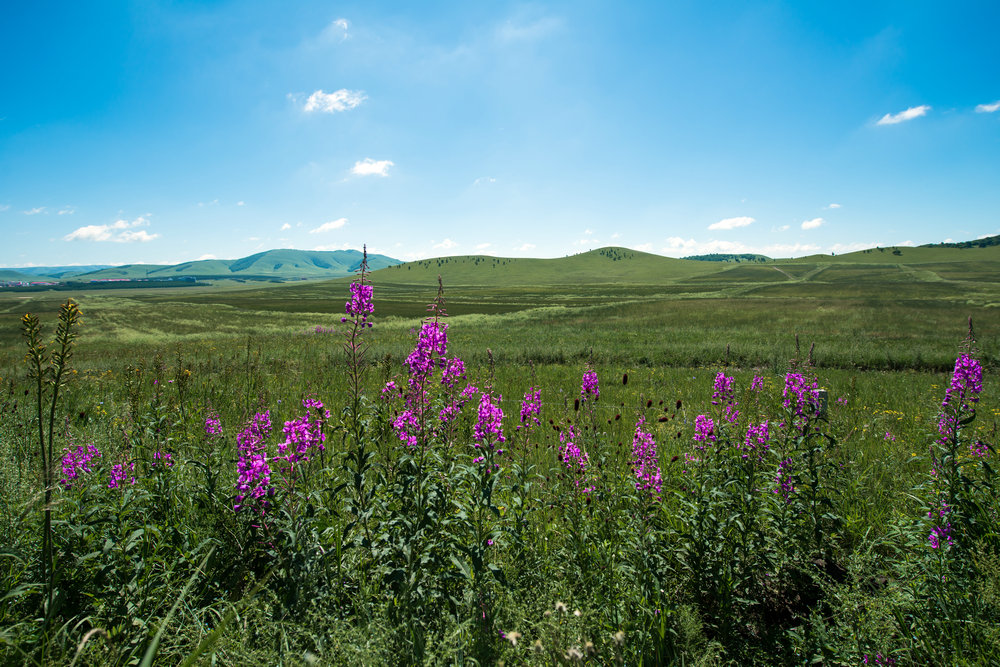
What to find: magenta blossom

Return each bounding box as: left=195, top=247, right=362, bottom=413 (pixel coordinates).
left=581, top=368, right=600, bottom=402
left=631, top=417, right=661, bottom=497
left=60, top=444, right=101, bottom=488
left=342, top=281, right=374, bottom=326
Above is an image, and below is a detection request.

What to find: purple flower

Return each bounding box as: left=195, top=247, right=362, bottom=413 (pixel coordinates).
left=783, top=373, right=820, bottom=431
left=204, top=413, right=222, bottom=437
left=518, top=386, right=542, bottom=429
left=750, top=375, right=764, bottom=391
left=342, top=281, right=374, bottom=326
left=234, top=411, right=274, bottom=513
left=740, top=421, right=770, bottom=462
left=108, top=461, right=136, bottom=489
left=937, top=353, right=983, bottom=446
left=631, top=417, right=661, bottom=497
left=929, top=523, right=954, bottom=549
left=381, top=380, right=399, bottom=401
left=392, top=409, right=420, bottom=448
left=60, top=443, right=101, bottom=488
left=774, top=457, right=794, bottom=503
left=712, top=372, right=739, bottom=423
left=441, top=357, right=466, bottom=388
left=152, top=450, right=174, bottom=468
left=474, top=392, right=505, bottom=447
left=693, top=414, right=715, bottom=448
left=559, top=426, right=593, bottom=493
left=581, top=368, right=600, bottom=402
left=405, top=321, right=448, bottom=381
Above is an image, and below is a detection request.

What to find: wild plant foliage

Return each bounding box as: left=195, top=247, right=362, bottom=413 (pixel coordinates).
left=2, top=279, right=1000, bottom=664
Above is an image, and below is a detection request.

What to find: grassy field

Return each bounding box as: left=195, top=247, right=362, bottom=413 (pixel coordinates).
left=1, top=247, right=999, bottom=664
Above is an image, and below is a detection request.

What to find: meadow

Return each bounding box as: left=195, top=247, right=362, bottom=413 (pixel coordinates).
left=1, top=247, right=999, bottom=665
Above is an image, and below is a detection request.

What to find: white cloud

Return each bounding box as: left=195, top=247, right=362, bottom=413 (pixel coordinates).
left=64, top=216, right=155, bottom=243
left=877, top=105, right=931, bottom=125
left=303, top=89, right=366, bottom=113
left=801, top=217, right=824, bottom=230
left=351, top=158, right=394, bottom=177
left=517, top=243, right=536, bottom=252
left=976, top=100, right=1000, bottom=113
left=942, top=238, right=955, bottom=243
left=198, top=199, right=219, bottom=207
left=310, top=218, right=348, bottom=233
left=473, top=177, right=497, bottom=185
left=237, top=201, right=245, bottom=206
left=660, top=236, right=820, bottom=258
left=584, top=229, right=594, bottom=235
left=197, top=254, right=217, bottom=260
left=313, top=243, right=352, bottom=251
left=897, top=239, right=916, bottom=247
left=475, top=242, right=492, bottom=250
left=825, top=203, right=842, bottom=209
left=777, top=224, right=791, bottom=231
left=610, top=232, right=621, bottom=239
left=58, top=207, right=75, bottom=215
left=118, top=230, right=158, bottom=243
left=24, top=207, right=46, bottom=215
left=433, top=239, right=458, bottom=250
left=828, top=241, right=883, bottom=254
left=632, top=243, right=653, bottom=252
left=708, top=216, right=755, bottom=230
left=320, top=18, right=350, bottom=41
left=280, top=223, right=292, bottom=231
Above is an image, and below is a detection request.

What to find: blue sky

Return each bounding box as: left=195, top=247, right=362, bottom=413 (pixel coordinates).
left=1, top=1, right=999, bottom=266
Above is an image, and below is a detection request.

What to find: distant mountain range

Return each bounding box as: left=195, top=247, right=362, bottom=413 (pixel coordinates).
left=0, top=249, right=401, bottom=283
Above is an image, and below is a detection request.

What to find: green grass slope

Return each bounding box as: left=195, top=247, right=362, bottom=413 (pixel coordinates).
left=377, top=247, right=720, bottom=286
left=73, top=249, right=401, bottom=281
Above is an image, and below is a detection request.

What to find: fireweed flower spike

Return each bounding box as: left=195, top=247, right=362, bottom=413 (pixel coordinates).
left=234, top=411, right=274, bottom=513
left=518, top=386, right=542, bottom=430
left=581, top=367, right=599, bottom=402
left=473, top=391, right=505, bottom=468
left=711, top=372, right=739, bottom=423
left=937, top=353, right=983, bottom=446
left=693, top=414, right=716, bottom=449
left=108, top=461, right=136, bottom=489
left=631, top=417, right=661, bottom=497
left=774, top=457, right=795, bottom=503
left=559, top=426, right=594, bottom=493
left=205, top=413, right=222, bottom=436
left=783, top=372, right=821, bottom=432
left=60, top=443, right=101, bottom=488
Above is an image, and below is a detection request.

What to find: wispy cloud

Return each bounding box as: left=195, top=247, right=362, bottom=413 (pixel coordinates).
left=517, top=243, right=536, bottom=252
left=475, top=242, right=492, bottom=251
left=801, top=217, right=824, bottom=230
left=64, top=216, right=158, bottom=243
left=708, top=216, right=755, bottom=231
left=197, top=254, right=218, bottom=260
left=280, top=223, right=292, bottom=231
left=58, top=206, right=75, bottom=215
left=351, top=158, right=394, bottom=177
left=877, top=105, right=930, bottom=125
left=237, top=201, right=245, bottom=206
left=24, top=207, right=46, bottom=215
left=313, top=243, right=352, bottom=251
left=473, top=177, right=497, bottom=186
left=302, top=89, right=366, bottom=113
left=825, top=203, right=841, bottom=210
left=0, top=204, right=9, bottom=212
left=321, top=18, right=350, bottom=41
left=976, top=100, right=1000, bottom=113
left=661, top=237, right=820, bottom=258
left=309, top=218, right=348, bottom=233
left=433, top=239, right=458, bottom=250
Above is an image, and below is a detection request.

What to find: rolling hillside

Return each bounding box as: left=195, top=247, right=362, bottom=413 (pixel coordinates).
left=74, top=249, right=401, bottom=281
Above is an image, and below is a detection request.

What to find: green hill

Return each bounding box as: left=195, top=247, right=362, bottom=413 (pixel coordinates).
left=375, top=247, right=719, bottom=286
left=75, top=249, right=401, bottom=281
